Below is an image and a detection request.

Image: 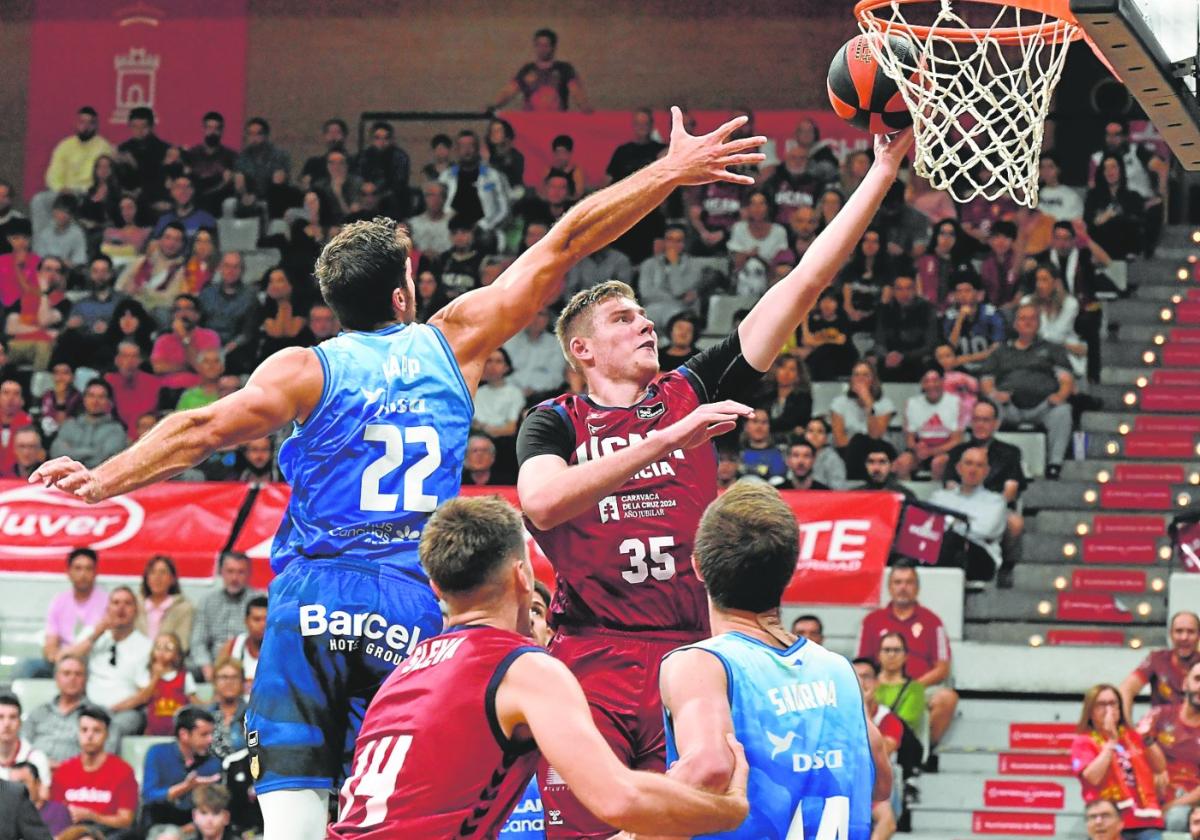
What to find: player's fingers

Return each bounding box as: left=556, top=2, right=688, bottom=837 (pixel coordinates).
left=725, top=732, right=750, bottom=795
left=711, top=114, right=749, bottom=141
left=704, top=420, right=737, bottom=439
left=31, top=459, right=74, bottom=486
left=713, top=400, right=754, bottom=416
left=716, top=172, right=757, bottom=186
left=720, top=153, right=766, bottom=169
left=723, top=136, right=767, bottom=154
left=669, top=105, right=684, bottom=138
left=56, top=472, right=91, bottom=494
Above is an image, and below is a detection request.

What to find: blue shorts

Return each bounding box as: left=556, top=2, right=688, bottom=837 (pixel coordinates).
left=245, top=556, right=443, bottom=794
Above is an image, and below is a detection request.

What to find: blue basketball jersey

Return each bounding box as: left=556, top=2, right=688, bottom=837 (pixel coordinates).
left=273, top=322, right=473, bottom=577
left=665, top=633, right=874, bottom=840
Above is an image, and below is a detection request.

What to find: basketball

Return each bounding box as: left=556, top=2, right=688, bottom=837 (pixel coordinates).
left=827, top=33, right=916, bottom=134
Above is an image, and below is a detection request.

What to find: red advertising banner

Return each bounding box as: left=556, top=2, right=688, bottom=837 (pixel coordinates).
left=1135, top=415, right=1200, bottom=433
left=1046, top=628, right=1127, bottom=646
left=24, top=0, right=248, bottom=199
left=983, top=780, right=1066, bottom=810
left=1140, top=387, right=1200, bottom=413
left=1092, top=515, right=1166, bottom=537
left=1161, top=346, right=1200, bottom=368
left=1009, top=723, right=1077, bottom=751
left=1056, top=593, right=1134, bottom=623
left=1114, top=464, right=1185, bottom=484
left=998, top=752, right=1075, bottom=776
left=1168, top=329, right=1200, bottom=344
left=0, top=480, right=248, bottom=578
left=1099, top=483, right=1174, bottom=511
left=1151, top=370, right=1200, bottom=388
left=1080, top=535, right=1159, bottom=564
left=1121, top=433, right=1197, bottom=460
left=1071, top=569, right=1146, bottom=592
left=971, top=811, right=1057, bottom=835
left=1174, top=302, right=1200, bottom=325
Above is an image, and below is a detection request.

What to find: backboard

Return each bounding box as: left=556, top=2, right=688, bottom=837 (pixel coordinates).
left=1071, top=0, right=1200, bottom=168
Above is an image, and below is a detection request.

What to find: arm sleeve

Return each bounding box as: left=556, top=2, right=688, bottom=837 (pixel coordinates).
left=516, top=407, right=576, bottom=465
left=117, top=763, right=139, bottom=811
left=681, top=330, right=765, bottom=404
left=140, top=748, right=170, bottom=803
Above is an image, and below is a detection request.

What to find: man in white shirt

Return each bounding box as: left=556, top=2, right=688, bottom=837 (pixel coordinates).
left=895, top=367, right=963, bottom=479
left=0, top=696, right=52, bottom=788
left=504, top=308, right=563, bottom=398
left=929, top=446, right=1008, bottom=584
left=1035, top=153, right=1083, bottom=222
left=407, top=181, right=453, bottom=259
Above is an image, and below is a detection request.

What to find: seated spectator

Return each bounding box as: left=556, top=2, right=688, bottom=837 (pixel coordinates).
left=879, top=179, right=932, bottom=260
left=873, top=274, right=939, bottom=383
left=874, top=631, right=927, bottom=738
left=546, top=134, right=585, bottom=198
left=105, top=340, right=161, bottom=438
left=115, top=106, right=171, bottom=208
left=49, top=706, right=137, bottom=835
left=0, top=696, right=51, bottom=788
left=855, top=439, right=913, bottom=499
left=831, top=361, right=895, bottom=482
left=756, top=355, right=812, bottom=442
left=25, top=655, right=88, bottom=769
left=788, top=204, right=819, bottom=258
left=979, top=302, right=1073, bottom=479
left=412, top=269, right=448, bottom=324
left=942, top=271, right=1004, bottom=375
left=800, top=289, right=856, bottom=380
left=781, top=438, right=829, bottom=490
left=930, top=446, right=1008, bottom=583
left=254, top=268, right=312, bottom=364
left=150, top=294, right=222, bottom=390
left=483, top=117, right=524, bottom=193
left=198, top=253, right=258, bottom=375
left=0, top=378, right=32, bottom=476
left=0, top=217, right=38, bottom=309
left=840, top=228, right=896, bottom=336
left=1071, top=684, right=1166, bottom=835
left=185, top=112, right=237, bottom=216
left=1085, top=153, right=1145, bottom=260
left=68, top=255, right=127, bottom=334
left=728, top=189, right=789, bottom=268
left=1120, top=611, right=1200, bottom=715
left=438, top=130, right=510, bottom=240
left=115, top=222, right=188, bottom=316
left=686, top=174, right=745, bottom=257
left=916, top=218, right=973, bottom=306
left=118, top=632, right=202, bottom=737
left=9, top=759, right=70, bottom=836
left=357, top=121, right=411, bottom=218
left=191, top=552, right=260, bottom=683
left=152, top=175, right=217, bottom=241
left=1032, top=220, right=1109, bottom=383
left=791, top=614, right=824, bottom=644
left=637, top=224, right=701, bottom=328
left=101, top=193, right=151, bottom=257
left=461, top=434, right=503, bottom=487
left=314, top=150, right=361, bottom=223
left=8, top=427, right=45, bottom=480
left=175, top=349, right=224, bottom=412
left=859, top=565, right=959, bottom=761
left=233, top=436, right=279, bottom=483
left=17, top=548, right=106, bottom=681
left=516, top=173, right=573, bottom=231
left=816, top=188, right=845, bottom=230
left=934, top=343, right=980, bottom=423
left=0, top=179, right=25, bottom=253
left=307, top=302, right=339, bottom=344
left=763, top=143, right=820, bottom=225
left=188, top=782, right=237, bottom=840
left=895, top=367, right=963, bottom=479
left=1021, top=263, right=1087, bottom=379
left=48, top=380, right=126, bottom=469
left=472, top=349, right=524, bottom=477
left=1036, top=152, right=1084, bottom=222
left=234, top=117, right=290, bottom=199
left=503, top=308, right=561, bottom=400
left=40, top=361, right=82, bottom=434
left=805, top=416, right=847, bottom=489
left=436, top=217, right=483, bottom=300
left=103, top=298, right=156, bottom=361
left=409, top=182, right=453, bottom=260
left=136, top=555, right=194, bottom=655
left=206, top=659, right=247, bottom=760
left=739, top=408, right=787, bottom=485
left=33, top=194, right=87, bottom=269
left=1085, top=798, right=1126, bottom=840
left=6, top=255, right=70, bottom=371
left=562, top=243, right=632, bottom=303
left=141, top=707, right=222, bottom=832
left=853, top=657, right=905, bottom=834
left=978, top=220, right=1022, bottom=309
left=1138, top=660, right=1200, bottom=832
left=216, top=597, right=266, bottom=692
left=299, top=118, right=349, bottom=190
left=658, top=313, right=700, bottom=373
left=178, top=227, right=217, bottom=297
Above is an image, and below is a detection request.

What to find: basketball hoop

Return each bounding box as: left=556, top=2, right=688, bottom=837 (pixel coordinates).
left=855, top=0, right=1084, bottom=207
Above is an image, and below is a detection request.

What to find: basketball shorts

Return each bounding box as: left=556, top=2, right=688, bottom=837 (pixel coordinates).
left=245, top=556, right=443, bottom=795
left=540, top=626, right=703, bottom=839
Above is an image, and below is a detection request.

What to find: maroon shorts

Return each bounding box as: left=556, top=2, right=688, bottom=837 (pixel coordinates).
left=540, top=625, right=703, bottom=839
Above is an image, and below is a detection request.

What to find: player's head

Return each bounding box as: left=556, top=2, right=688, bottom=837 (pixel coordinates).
left=419, top=496, right=533, bottom=635
left=314, top=217, right=415, bottom=331
left=556, top=281, right=659, bottom=385
left=693, top=481, right=798, bottom=615
left=530, top=580, right=552, bottom=647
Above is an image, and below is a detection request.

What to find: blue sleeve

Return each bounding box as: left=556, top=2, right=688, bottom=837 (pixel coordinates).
left=988, top=313, right=1007, bottom=343
left=141, top=746, right=171, bottom=804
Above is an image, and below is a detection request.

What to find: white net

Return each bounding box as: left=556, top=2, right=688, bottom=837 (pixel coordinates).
left=858, top=0, right=1079, bottom=207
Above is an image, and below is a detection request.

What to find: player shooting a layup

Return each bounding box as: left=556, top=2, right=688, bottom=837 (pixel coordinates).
left=516, top=127, right=912, bottom=838
left=329, top=495, right=750, bottom=838
left=31, top=107, right=766, bottom=840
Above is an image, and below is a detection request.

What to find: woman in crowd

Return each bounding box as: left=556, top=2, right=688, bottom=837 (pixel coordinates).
left=789, top=117, right=841, bottom=184
left=546, top=134, right=585, bottom=198
left=1021, top=263, right=1087, bottom=380
left=759, top=354, right=812, bottom=443
left=485, top=117, right=525, bottom=192
left=101, top=193, right=152, bottom=257
left=805, top=416, right=847, bottom=489
left=801, top=288, right=858, bottom=380
left=874, top=631, right=927, bottom=738
left=207, top=657, right=249, bottom=759
left=255, top=267, right=313, bottom=364
left=816, top=188, right=845, bottom=231
left=839, top=227, right=895, bottom=335
left=103, top=298, right=156, bottom=362
left=830, top=360, right=895, bottom=481
left=728, top=189, right=789, bottom=268
left=658, top=313, right=700, bottom=372
left=79, top=155, right=122, bottom=237
left=471, top=348, right=525, bottom=481
left=134, top=555, right=195, bottom=657
left=916, top=218, right=972, bottom=307
left=39, top=361, right=82, bottom=437
left=1071, top=683, right=1167, bottom=840
left=1085, top=153, right=1146, bottom=260
left=180, top=227, right=219, bottom=296
left=414, top=268, right=450, bottom=323
left=934, top=344, right=979, bottom=427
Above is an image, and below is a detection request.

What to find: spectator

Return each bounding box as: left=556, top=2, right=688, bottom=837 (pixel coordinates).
left=39, top=362, right=81, bottom=436
left=234, top=436, right=279, bottom=483
left=313, top=150, right=362, bottom=223
left=152, top=175, right=217, bottom=241
left=254, top=268, right=312, bottom=363
left=1032, top=220, right=1109, bottom=383
left=439, top=130, right=510, bottom=238
left=177, top=228, right=217, bottom=300
left=299, top=118, right=350, bottom=190
left=852, top=657, right=904, bottom=837
left=1120, top=611, right=1200, bottom=715
left=979, top=302, right=1073, bottom=479
left=484, top=117, right=525, bottom=193
left=25, top=656, right=88, bottom=768
left=0, top=180, right=25, bottom=255
left=606, top=109, right=668, bottom=262
left=0, top=379, right=32, bottom=476
left=8, top=427, right=45, bottom=480
left=874, top=631, right=927, bottom=738
left=657, top=313, right=700, bottom=373
left=197, top=253, right=258, bottom=375
left=728, top=189, right=789, bottom=268
left=216, top=597, right=266, bottom=692
left=873, top=274, right=939, bottom=383
left=408, top=182, right=453, bottom=259
left=831, top=360, right=895, bottom=482
left=358, top=121, right=412, bottom=217
left=800, top=289, right=856, bottom=380
left=738, top=408, right=786, bottom=485
left=150, top=294, right=222, bottom=389
left=1138, top=660, right=1200, bottom=832
left=121, top=632, right=203, bottom=737
left=859, top=565, right=959, bottom=762
left=0, top=697, right=51, bottom=787
left=461, top=434, right=503, bottom=487
left=879, top=179, right=932, bottom=259
left=48, top=380, right=126, bottom=469
left=789, top=205, right=820, bottom=258
left=32, top=194, right=87, bottom=268
left=894, top=367, right=963, bottom=479
left=855, top=439, right=913, bottom=499
left=841, top=228, right=896, bottom=336
left=0, top=776, right=52, bottom=840
left=1036, top=152, right=1084, bottom=222
left=791, top=614, right=825, bottom=644
left=503, top=308, right=561, bottom=399
left=1090, top=120, right=1167, bottom=256
left=1085, top=799, right=1125, bottom=840
left=414, top=269, right=448, bottom=323
left=757, top=355, right=811, bottom=442
left=206, top=659, right=247, bottom=760
left=116, top=106, right=171, bottom=208
left=943, top=271, right=1005, bottom=375
left=174, top=349, right=224, bottom=411
left=101, top=193, right=151, bottom=257
left=32, top=107, right=115, bottom=233
left=472, top=348, right=524, bottom=473
left=0, top=217, right=39, bottom=309
left=816, top=188, right=845, bottom=230
left=635, top=224, right=701, bottom=328
left=307, top=303, right=339, bottom=343
left=141, top=707, right=222, bottom=832
left=1071, top=683, right=1167, bottom=837
left=9, top=761, right=68, bottom=837
left=805, top=416, right=847, bottom=489
left=517, top=172, right=574, bottom=230
left=188, top=783, right=237, bottom=840
left=916, top=218, right=973, bottom=306
left=78, top=155, right=121, bottom=239
left=17, top=548, right=106, bottom=681
left=781, top=438, right=829, bottom=490
left=191, top=552, right=260, bottom=683
left=104, top=340, right=160, bottom=438
left=1021, top=263, right=1087, bottom=379
left=49, top=706, right=137, bottom=835
left=435, top=217, right=483, bottom=299
left=234, top=118, right=290, bottom=199
left=1085, top=153, right=1145, bottom=260
left=135, top=555, right=194, bottom=655
left=420, top=133, right=454, bottom=183
left=716, top=447, right=740, bottom=489
left=546, top=134, right=585, bottom=198
left=978, top=220, right=1022, bottom=309
left=930, top=446, right=1008, bottom=584
left=68, top=255, right=127, bottom=334
left=115, top=222, right=187, bottom=314
left=6, top=255, right=70, bottom=370
left=763, top=143, right=820, bottom=225
left=493, top=27, right=591, bottom=112
left=183, top=112, right=237, bottom=217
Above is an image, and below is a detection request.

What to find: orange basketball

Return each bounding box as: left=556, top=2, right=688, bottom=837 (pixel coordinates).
left=827, top=34, right=916, bottom=134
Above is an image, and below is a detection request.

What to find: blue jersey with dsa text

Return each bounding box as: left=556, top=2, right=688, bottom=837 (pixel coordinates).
left=665, top=633, right=874, bottom=840
left=273, top=322, right=473, bottom=577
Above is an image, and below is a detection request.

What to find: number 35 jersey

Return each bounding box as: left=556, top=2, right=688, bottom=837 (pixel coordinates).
left=273, top=322, right=472, bottom=577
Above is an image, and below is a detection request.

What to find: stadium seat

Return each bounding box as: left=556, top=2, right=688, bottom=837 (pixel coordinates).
left=995, top=429, right=1047, bottom=478
left=11, top=679, right=56, bottom=714
left=810, top=381, right=844, bottom=417
left=194, top=682, right=214, bottom=703
left=883, top=382, right=920, bottom=410
left=217, top=218, right=260, bottom=253
left=121, top=736, right=174, bottom=786
left=241, top=248, right=282, bottom=284
left=704, top=295, right=756, bottom=337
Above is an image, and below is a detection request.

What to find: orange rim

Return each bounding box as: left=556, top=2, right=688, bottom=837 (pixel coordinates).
left=854, top=0, right=1082, bottom=46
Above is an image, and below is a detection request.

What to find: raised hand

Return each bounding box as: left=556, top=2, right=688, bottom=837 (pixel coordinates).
left=663, top=106, right=766, bottom=187
left=873, top=127, right=915, bottom=174
left=664, top=400, right=754, bottom=450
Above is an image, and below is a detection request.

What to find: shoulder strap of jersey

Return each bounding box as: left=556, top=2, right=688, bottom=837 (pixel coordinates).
left=485, top=645, right=550, bottom=755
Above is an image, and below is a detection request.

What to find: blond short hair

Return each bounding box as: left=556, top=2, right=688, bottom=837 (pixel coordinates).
left=555, top=281, right=637, bottom=371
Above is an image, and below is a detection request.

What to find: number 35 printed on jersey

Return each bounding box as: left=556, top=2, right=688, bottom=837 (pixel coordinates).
left=620, top=536, right=677, bottom=584
left=359, top=424, right=442, bottom=513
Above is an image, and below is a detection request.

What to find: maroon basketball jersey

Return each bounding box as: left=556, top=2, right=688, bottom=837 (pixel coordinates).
left=329, top=625, right=544, bottom=839
left=527, top=368, right=716, bottom=633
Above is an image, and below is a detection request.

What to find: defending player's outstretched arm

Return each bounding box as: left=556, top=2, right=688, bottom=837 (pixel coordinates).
left=735, top=128, right=915, bottom=371
left=495, top=651, right=750, bottom=836
left=430, top=106, right=765, bottom=391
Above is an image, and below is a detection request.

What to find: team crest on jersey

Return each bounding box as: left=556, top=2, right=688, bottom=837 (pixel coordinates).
left=598, top=496, right=620, bottom=523
left=586, top=419, right=606, bottom=435
left=636, top=402, right=666, bottom=420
